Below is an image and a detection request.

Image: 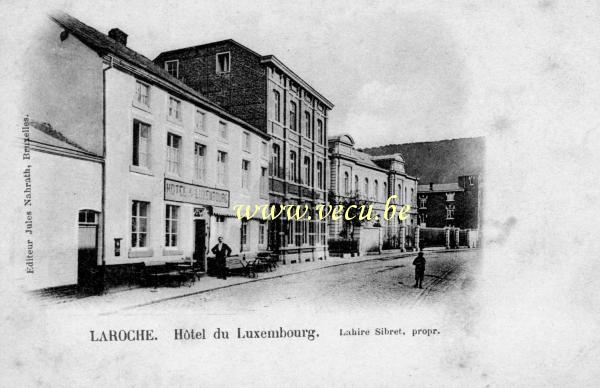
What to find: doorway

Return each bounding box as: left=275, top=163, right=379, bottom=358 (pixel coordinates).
left=194, top=219, right=206, bottom=271
left=78, top=210, right=99, bottom=292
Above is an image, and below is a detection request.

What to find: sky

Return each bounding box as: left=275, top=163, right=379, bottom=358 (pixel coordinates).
left=10, top=0, right=599, bottom=148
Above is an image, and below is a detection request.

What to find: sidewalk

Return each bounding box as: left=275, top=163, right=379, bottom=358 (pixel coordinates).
left=39, top=250, right=423, bottom=314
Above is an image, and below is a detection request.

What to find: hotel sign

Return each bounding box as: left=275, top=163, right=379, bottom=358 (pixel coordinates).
left=164, top=179, right=230, bottom=208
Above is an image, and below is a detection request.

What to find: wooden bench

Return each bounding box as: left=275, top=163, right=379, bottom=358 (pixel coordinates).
left=226, top=257, right=256, bottom=278
left=144, top=260, right=197, bottom=288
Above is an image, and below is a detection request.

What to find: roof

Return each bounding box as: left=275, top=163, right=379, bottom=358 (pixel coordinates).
left=155, top=39, right=334, bottom=109
left=418, top=183, right=463, bottom=193
left=362, top=137, right=484, bottom=184
left=29, top=121, right=102, bottom=160
left=328, top=134, right=355, bottom=146
left=50, top=12, right=269, bottom=140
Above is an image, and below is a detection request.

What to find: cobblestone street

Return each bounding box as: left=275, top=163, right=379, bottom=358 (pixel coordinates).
left=132, top=249, right=481, bottom=315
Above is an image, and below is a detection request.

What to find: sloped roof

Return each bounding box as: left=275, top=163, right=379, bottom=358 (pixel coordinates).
left=29, top=121, right=101, bottom=159
left=418, top=183, right=463, bottom=193
left=362, top=137, right=484, bottom=184
left=50, top=12, right=269, bottom=139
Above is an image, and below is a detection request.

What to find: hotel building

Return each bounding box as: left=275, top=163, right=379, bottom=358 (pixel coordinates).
left=20, top=13, right=270, bottom=290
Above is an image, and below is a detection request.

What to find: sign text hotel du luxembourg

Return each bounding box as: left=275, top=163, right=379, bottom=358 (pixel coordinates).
left=164, top=179, right=230, bottom=208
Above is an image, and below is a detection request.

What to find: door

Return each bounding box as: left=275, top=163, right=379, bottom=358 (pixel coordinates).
left=194, top=219, right=206, bottom=271
left=78, top=210, right=99, bottom=291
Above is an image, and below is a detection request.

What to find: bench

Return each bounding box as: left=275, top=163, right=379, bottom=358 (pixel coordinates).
left=226, top=257, right=256, bottom=278
left=143, top=260, right=198, bottom=288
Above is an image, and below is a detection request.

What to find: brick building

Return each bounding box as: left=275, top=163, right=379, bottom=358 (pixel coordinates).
left=155, top=41, right=333, bottom=263
left=417, top=176, right=480, bottom=229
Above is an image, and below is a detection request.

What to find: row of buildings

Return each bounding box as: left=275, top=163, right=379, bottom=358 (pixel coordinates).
left=18, top=13, right=476, bottom=291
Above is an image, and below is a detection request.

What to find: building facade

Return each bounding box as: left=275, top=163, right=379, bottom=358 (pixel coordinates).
left=21, top=13, right=272, bottom=290
left=328, top=135, right=419, bottom=252
left=155, top=40, right=334, bottom=263
left=417, top=176, right=481, bottom=229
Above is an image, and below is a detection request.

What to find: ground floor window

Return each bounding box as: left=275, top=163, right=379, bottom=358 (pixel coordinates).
left=215, top=215, right=226, bottom=239
left=259, top=220, right=266, bottom=245
left=320, top=221, right=326, bottom=245
left=165, top=205, right=179, bottom=247
left=240, top=219, right=249, bottom=251
left=309, top=221, right=316, bottom=246
left=131, top=201, right=149, bottom=248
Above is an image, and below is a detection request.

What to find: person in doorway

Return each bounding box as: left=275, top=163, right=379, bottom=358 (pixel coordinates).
left=211, top=236, right=232, bottom=280
left=412, top=251, right=426, bottom=289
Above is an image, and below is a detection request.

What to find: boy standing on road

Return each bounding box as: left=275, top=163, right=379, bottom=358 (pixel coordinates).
left=413, top=251, right=426, bottom=289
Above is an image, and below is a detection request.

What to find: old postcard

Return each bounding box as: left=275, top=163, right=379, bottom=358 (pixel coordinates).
left=1, top=0, right=599, bottom=386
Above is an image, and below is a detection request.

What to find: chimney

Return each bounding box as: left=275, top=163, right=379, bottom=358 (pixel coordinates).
left=429, top=182, right=434, bottom=191
left=108, top=28, right=128, bottom=46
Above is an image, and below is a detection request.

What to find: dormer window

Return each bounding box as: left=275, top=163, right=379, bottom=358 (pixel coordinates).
left=216, top=52, right=231, bottom=73
left=468, top=176, right=475, bottom=185
left=419, top=195, right=427, bottom=208
left=445, top=192, right=455, bottom=202
left=165, top=60, right=179, bottom=78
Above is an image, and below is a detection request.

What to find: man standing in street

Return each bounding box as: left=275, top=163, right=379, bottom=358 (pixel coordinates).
left=412, top=251, right=426, bottom=289
left=211, top=236, right=232, bottom=280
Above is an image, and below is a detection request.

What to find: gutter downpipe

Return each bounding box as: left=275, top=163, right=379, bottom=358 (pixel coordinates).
left=99, top=55, right=113, bottom=294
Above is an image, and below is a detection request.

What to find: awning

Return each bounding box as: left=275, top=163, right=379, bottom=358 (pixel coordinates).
left=211, top=207, right=238, bottom=218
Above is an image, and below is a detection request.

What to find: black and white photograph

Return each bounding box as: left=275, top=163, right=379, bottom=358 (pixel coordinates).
left=1, top=0, right=599, bottom=386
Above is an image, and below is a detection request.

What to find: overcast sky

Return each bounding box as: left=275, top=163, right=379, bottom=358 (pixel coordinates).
left=16, top=0, right=600, bottom=148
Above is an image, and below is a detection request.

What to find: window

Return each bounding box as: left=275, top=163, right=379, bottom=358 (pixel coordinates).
left=242, top=160, right=251, bottom=190
left=217, top=151, right=228, bottom=186
left=374, top=180, right=379, bottom=201
left=165, top=60, right=179, bottom=78
left=411, top=188, right=414, bottom=204
left=398, top=184, right=402, bottom=203
left=271, top=144, right=281, bottom=178
left=261, top=141, right=268, bottom=159
left=242, top=132, right=251, bottom=152
left=419, top=196, right=427, bottom=208
left=309, top=220, right=316, bottom=246
left=289, top=101, right=297, bottom=131
left=215, top=215, right=225, bottom=238
left=131, top=201, right=149, bottom=248
left=289, top=151, right=298, bottom=182
left=468, top=176, right=475, bottom=185
left=219, top=121, right=228, bottom=140
left=135, top=81, right=150, bottom=107
left=287, top=218, right=295, bottom=246
left=355, top=175, right=359, bottom=194
left=260, top=167, right=268, bottom=197
left=216, top=52, right=230, bottom=73
left=240, top=219, right=249, bottom=251
left=165, top=205, right=179, bottom=247
left=383, top=182, right=387, bottom=201
left=446, top=204, right=455, bottom=220
left=194, top=143, right=206, bottom=182
left=344, top=172, right=350, bottom=195
left=168, top=97, right=182, bottom=121
left=405, top=187, right=408, bottom=205
left=272, top=90, right=281, bottom=122
left=78, top=210, right=98, bottom=224
left=304, top=111, right=311, bottom=138
left=195, top=110, right=206, bottom=133
left=317, top=119, right=323, bottom=144
left=166, top=133, right=181, bottom=175
left=132, top=120, right=150, bottom=168
left=303, top=156, right=311, bottom=185
left=316, top=162, right=323, bottom=190
left=320, top=222, right=326, bottom=245
left=364, top=178, right=369, bottom=198
left=259, top=220, right=266, bottom=245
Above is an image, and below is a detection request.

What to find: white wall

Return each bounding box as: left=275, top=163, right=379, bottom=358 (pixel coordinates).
left=104, top=68, right=269, bottom=265
left=26, top=151, right=102, bottom=289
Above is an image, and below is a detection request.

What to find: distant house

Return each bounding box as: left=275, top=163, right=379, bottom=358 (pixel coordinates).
left=363, top=137, right=484, bottom=230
